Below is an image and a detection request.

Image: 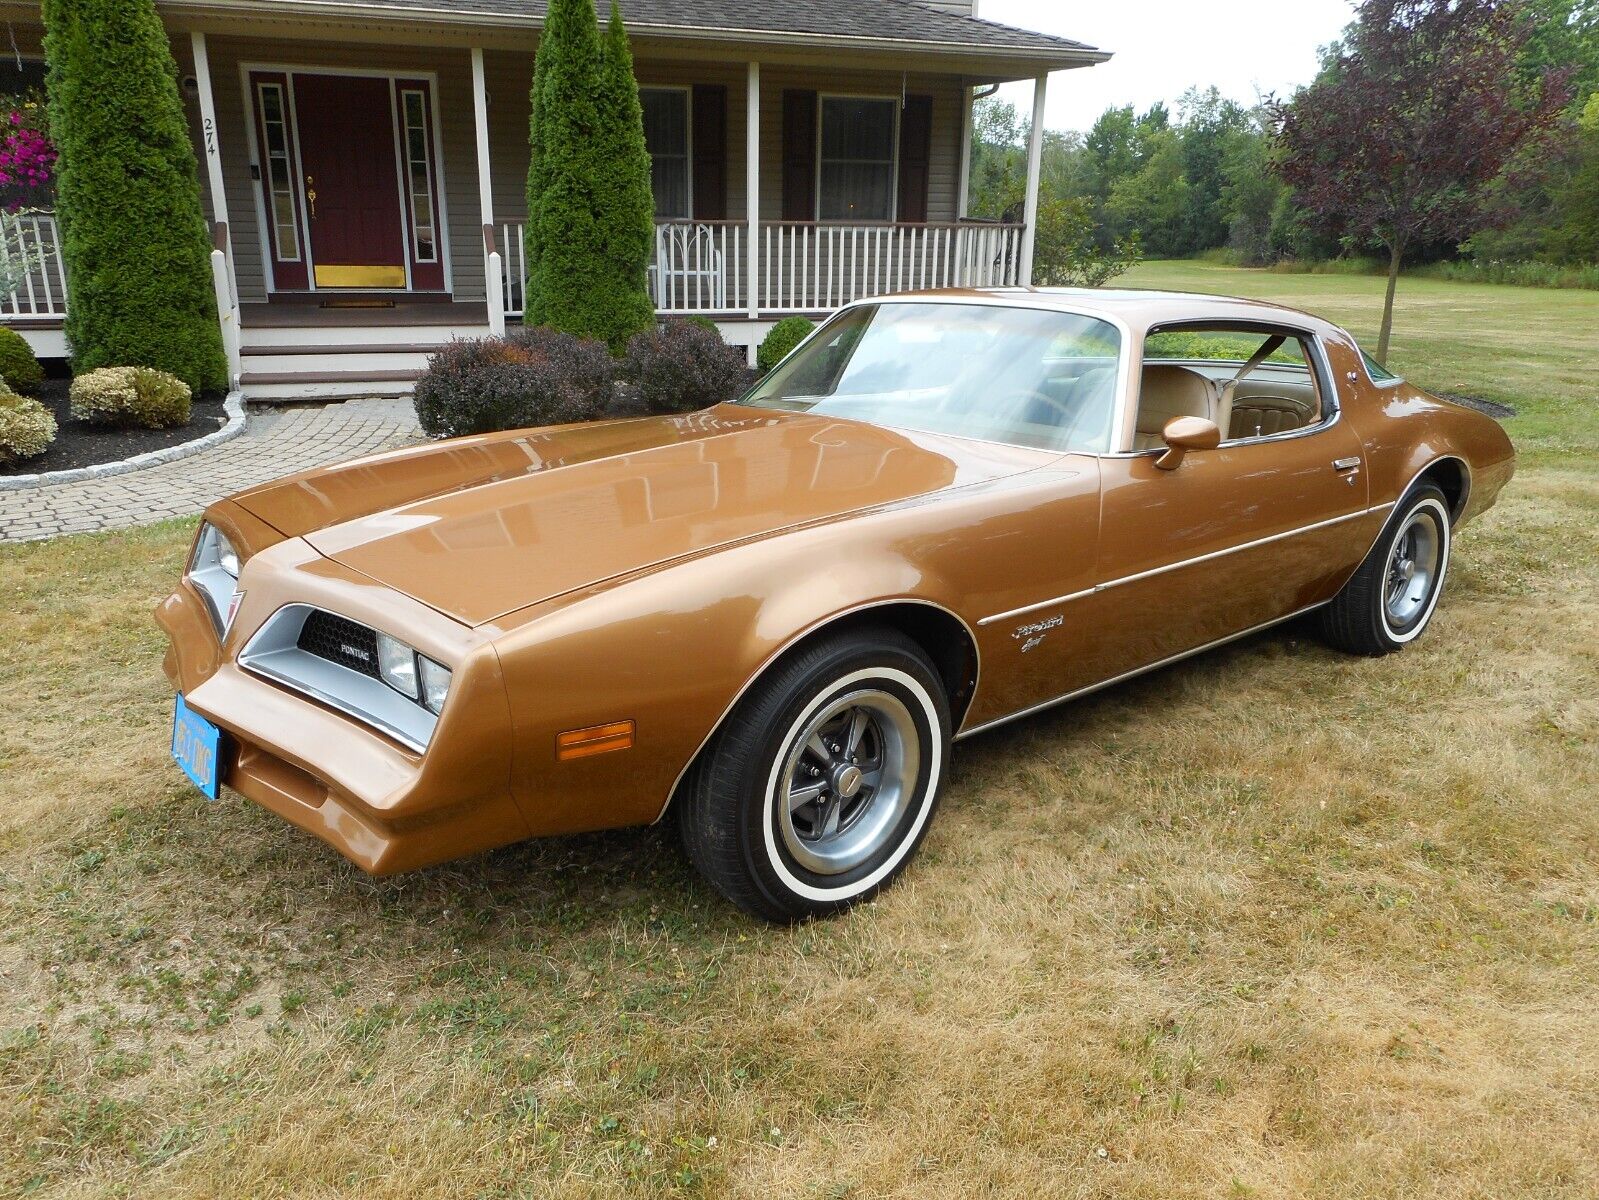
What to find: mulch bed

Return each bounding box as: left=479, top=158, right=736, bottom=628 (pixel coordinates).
left=1441, top=392, right=1516, bottom=419
left=2, top=378, right=229, bottom=476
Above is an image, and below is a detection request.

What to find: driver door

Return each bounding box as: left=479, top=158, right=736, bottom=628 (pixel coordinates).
left=1073, top=333, right=1374, bottom=685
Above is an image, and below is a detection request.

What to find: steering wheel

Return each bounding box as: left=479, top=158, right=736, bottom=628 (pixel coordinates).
left=990, top=388, right=1082, bottom=443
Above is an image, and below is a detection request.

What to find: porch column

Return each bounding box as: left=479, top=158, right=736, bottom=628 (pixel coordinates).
left=471, top=48, right=505, bottom=336
left=745, top=61, right=761, bottom=351
left=190, top=31, right=241, bottom=385
left=956, top=85, right=974, bottom=219
left=1019, top=72, right=1048, bottom=286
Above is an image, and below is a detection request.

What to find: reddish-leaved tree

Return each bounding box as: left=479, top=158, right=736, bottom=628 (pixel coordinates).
left=1273, top=0, right=1570, bottom=362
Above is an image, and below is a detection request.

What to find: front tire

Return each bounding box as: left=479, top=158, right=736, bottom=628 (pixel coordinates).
left=1320, top=482, right=1452, bottom=656
left=679, top=626, right=950, bottom=923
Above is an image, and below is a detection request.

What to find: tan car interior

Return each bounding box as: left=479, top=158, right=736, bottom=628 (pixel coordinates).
left=1132, top=333, right=1324, bottom=451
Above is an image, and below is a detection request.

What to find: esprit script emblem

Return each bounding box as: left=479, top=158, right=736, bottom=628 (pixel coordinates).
left=1012, top=614, right=1063, bottom=653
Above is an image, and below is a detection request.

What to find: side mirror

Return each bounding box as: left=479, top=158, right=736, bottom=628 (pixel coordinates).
left=1155, top=415, right=1221, bottom=470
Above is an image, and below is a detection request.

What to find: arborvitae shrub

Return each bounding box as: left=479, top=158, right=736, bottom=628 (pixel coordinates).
left=525, top=0, right=654, bottom=351
left=43, top=0, right=228, bottom=392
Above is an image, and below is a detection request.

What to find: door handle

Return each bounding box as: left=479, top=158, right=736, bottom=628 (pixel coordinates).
left=305, top=175, right=317, bottom=220
left=1332, top=457, right=1361, bottom=471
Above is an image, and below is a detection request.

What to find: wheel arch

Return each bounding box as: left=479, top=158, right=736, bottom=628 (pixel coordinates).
left=655, top=597, right=979, bottom=823
left=1417, top=455, right=1471, bottom=524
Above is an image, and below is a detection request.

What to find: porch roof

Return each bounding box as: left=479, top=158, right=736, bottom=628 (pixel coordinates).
left=157, top=0, right=1109, bottom=70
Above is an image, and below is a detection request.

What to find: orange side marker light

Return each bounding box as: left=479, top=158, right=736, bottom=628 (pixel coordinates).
left=556, top=720, right=635, bottom=760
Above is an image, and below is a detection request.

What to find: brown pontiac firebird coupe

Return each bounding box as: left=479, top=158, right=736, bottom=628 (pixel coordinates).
left=159, top=288, right=1514, bottom=921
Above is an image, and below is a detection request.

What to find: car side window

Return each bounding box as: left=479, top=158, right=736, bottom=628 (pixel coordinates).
left=1361, top=349, right=1402, bottom=385
left=1134, top=326, right=1328, bottom=450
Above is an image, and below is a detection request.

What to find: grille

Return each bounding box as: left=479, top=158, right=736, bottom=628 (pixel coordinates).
left=297, top=610, right=381, bottom=679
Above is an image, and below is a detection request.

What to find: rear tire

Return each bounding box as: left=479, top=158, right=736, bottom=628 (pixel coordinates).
left=1319, top=482, right=1452, bottom=656
left=679, top=626, right=950, bottom=923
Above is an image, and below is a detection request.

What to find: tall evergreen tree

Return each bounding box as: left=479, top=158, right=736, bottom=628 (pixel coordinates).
left=525, top=0, right=654, bottom=350
left=42, top=0, right=227, bottom=392
left=523, top=13, right=552, bottom=300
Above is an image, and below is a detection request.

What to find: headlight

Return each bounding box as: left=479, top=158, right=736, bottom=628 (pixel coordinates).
left=374, top=630, right=452, bottom=715
left=187, top=522, right=242, bottom=635
left=376, top=632, right=418, bottom=699
left=418, top=657, right=452, bottom=715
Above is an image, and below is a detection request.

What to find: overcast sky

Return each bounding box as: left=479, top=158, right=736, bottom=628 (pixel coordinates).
left=979, top=0, right=1359, bottom=133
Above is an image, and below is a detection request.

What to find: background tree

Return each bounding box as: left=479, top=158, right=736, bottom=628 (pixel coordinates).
left=1273, top=0, right=1570, bottom=362
left=525, top=0, right=653, bottom=350
left=42, top=0, right=227, bottom=392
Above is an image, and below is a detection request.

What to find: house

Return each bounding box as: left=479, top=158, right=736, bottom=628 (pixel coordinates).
left=0, top=0, right=1107, bottom=397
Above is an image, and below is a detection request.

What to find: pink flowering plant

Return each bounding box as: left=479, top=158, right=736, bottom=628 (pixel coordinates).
left=0, top=92, right=57, bottom=212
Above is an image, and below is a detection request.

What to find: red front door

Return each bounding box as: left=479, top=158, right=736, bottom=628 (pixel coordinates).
left=292, top=73, right=407, bottom=289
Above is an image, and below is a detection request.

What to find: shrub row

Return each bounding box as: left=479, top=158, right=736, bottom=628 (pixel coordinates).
left=414, top=321, right=750, bottom=438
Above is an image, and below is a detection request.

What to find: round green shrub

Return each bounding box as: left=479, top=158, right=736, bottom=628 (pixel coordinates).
left=0, top=385, right=57, bottom=463
left=624, top=320, right=747, bottom=414
left=69, top=365, right=192, bottom=428
left=757, top=316, right=816, bottom=373
left=0, top=327, right=44, bottom=393
left=413, top=326, right=616, bottom=439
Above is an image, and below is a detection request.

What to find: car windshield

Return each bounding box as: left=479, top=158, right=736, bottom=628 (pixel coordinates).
left=738, top=302, right=1124, bottom=453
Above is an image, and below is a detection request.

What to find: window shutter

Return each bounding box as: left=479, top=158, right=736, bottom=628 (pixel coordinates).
left=896, top=94, right=933, bottom=224
left=782, top=88, right=817, bottom=221
left=691, top=85, right=727, bottom=220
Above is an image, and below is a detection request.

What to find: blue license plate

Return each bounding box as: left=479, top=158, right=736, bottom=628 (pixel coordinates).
left=172, top=694, right=225, bottom=800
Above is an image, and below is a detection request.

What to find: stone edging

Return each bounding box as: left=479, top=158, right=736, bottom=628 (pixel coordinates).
left=0, top=389, right=247, bottom=491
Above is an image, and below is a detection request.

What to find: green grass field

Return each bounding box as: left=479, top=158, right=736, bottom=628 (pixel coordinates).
left=1, top=264, right=1596, bottom=1198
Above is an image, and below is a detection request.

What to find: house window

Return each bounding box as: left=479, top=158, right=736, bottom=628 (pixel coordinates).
left=400, top=89, right=437, bottom=262
left=640, top=88, right=690, bottom=220
left=257, top=83, right=301, bottom=262
left=819, top=96, right=896, bottom=222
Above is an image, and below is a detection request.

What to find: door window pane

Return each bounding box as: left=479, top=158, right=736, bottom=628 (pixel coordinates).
left=641, top=88, right=689, bottom=220
left=819, top=97, right=895, bottom=221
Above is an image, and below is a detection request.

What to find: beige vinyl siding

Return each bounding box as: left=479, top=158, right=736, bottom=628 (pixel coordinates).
left=196, top=36, right=484, bottom=304
left=480, top=53, right=748, bottom=224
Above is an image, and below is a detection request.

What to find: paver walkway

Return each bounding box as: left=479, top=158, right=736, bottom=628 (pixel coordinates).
left=0, top=398, right=423, bottom=543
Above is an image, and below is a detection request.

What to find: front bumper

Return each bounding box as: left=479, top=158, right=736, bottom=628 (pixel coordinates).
left=156, top=535, right=528, bottom=875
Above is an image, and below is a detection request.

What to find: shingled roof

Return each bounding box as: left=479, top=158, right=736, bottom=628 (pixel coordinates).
left=172, top=0, right=1108, bottom=65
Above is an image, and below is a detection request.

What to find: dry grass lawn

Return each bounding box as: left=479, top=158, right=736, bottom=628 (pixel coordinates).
left=2, top=262, right=1597, bottom=1198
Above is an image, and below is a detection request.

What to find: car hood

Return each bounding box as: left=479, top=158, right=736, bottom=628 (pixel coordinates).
left=229, top=405, right=1043, bottom=626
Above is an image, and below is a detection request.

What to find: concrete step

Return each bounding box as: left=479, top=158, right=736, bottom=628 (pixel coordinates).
left=240, top=349, right=438, bottom=375
left=239, top=369, right=420, bottom=401
left=241, top=323, right=479, bottom=349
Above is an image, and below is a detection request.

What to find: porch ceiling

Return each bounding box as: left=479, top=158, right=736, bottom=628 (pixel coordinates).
left=150, top=0, right=1109, bottom=77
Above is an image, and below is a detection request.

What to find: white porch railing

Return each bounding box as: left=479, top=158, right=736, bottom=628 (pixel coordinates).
left=499, top=219, right=1025, bottom=319
left=0, top=210, right=68, bottom=320
left=759, top=221, right=1024, bottom=314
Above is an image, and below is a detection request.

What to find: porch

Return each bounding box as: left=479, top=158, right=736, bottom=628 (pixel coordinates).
left=0, top=0, right=1101, bottom=396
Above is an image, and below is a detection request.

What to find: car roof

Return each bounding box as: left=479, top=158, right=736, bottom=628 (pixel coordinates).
left=871, top=286, right=1343, bottom=338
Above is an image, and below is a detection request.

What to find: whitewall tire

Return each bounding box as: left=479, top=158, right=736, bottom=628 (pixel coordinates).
left=679, top=626, right=950, bottom=922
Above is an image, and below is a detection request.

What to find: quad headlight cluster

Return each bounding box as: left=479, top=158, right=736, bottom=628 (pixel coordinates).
left=375, top=631, right=452, bottom=715
left=187, top=522, right=243, bottom=635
